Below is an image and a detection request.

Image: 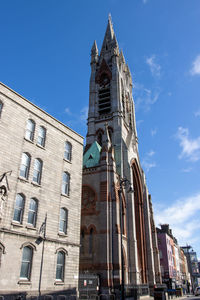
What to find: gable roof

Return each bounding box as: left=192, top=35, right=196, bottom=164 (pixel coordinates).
left=83, top=141, right=102, bottom=168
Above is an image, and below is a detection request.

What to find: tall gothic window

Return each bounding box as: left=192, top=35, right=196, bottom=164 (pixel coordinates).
left=32, top=158, right=42, bottom=184
left=62, top=172, right=70, bottom=196
left=13, top=194, right=25, bottom=223
left=25, top=119, right=35, bottom=141
left=89, top=228, right=94, bottom=254
left=37, top=126, right=46, bottom=147
left=20, top=153, right=31, bottom=179
left=27, top=198, right=38, bottom=227
left=64, top=141, right=72, bottom=161
left=20, top=246, right=33, bottom=280
left=59, top=208, right=68, bottom=234
left=98, top=74, right=111, bottom=115
left=56, top=251, right=65, bottom=281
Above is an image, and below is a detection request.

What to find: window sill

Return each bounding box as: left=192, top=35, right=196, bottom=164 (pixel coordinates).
left=26, top=224, right=37, bottom=230
left=18, top=176, right=29, bottom=183
left=12, top=221, right=23, bottom=227
left=63, top=158, right=72, bottom=164
left=61, top=193, right=70, bottom=198
left=54, top=281, right=64, bottom=285
left=58, top=232, right=68, bottom=237
left=31, top=181, right=41, bottom=187
left=18, top=279, right=31, bottom=285
left=24, top=137, right=34, bottom=144
left=36, top=143, right=45, bottom=150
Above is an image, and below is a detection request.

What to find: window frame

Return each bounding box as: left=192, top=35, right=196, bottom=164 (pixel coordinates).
left=27, top=198, right=38, bottom=227
left=37, top=126, right=46, bottom=147
left=59, top=208, right=68, bottom=234
left=56, top=251, right=65, bottom=281
left=19, top=152, right=31, bottom=179
left=62, top=172, right=70, bottom=196
left=20, top=246, right=33, bottom=280
left=13, top=193, right=25, bottom=223
left=64, top=141, right=72, bottom=162
left=25, top=119, right=35, bottom=142
left=32, top=158, right=43, bottom=185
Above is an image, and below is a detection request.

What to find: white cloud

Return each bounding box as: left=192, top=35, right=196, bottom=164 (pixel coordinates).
left=176, top=127, right=200, bottom=162
left=134, top=83, right=160, bottom=112
left=80, top=106, right=88, bottom=122
left=146, top=55, right=161, bottom=77
left=154, top=193, right=200, bottom=250
left=151, top=128, right=157, bottom=137
left=190, top=55, right=200, bottom=76
left=142, top=160, right=156, bottom=172
left=194, top=110, right=200, bottom=117
left=65, top=107, right=72, bottom=115
left=147, top=150, right=155, bottom=157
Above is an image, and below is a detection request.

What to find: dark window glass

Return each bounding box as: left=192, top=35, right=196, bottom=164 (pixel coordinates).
left=56, top=251, right=65, bottom=281
left=28, top=198, right=38, bottom=226
left=62, top=172, right=70, bottom=196
left=20, top=153, right=31, bottom=179
left=59, top=208, right=68, bottom=234
left=33, top=159, right=42, bottom=184
left=13, top=194, right=24, bottom=223
left=20, top=246, right=33, bottom=279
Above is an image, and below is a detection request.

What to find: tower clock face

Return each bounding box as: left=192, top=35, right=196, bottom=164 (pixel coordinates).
left=82, top=187, right=95, bottom=209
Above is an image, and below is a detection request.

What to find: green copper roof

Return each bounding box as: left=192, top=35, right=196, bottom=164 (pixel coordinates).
left=83, top=141, right=102, bottom=168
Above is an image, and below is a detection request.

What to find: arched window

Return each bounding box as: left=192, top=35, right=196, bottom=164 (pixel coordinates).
left=32, top=158, right=42, bottom=184
left=25, top=119, right=35, bottom=141
left=20, top=153, right=31, bottom=179
left=37, top=126, right=46, bottom=147
left=89, top=228, right=94, bottom=254
left=20, top=246, right=33, bottom=280
left=62, top=172, right=70, bottom=196
left=0, top=101, right=3, bottom=118
left=13, top=194, right=25, bottom=223
left=59, top=208, right=68, bottom=234
left=56, top=251, right=65, bottom=281
left=64, top=141, right=72, bottom=161
left=28, top=198, right=38, bottom=227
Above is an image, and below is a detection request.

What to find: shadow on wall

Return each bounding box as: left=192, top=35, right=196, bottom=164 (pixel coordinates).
left=0, top=288, right=77, bottom=300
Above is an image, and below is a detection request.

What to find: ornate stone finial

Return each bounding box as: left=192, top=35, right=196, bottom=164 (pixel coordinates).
left=91, top=40, right=98, bottom=56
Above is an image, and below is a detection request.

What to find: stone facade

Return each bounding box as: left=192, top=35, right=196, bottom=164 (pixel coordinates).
left=0, top=82, right=83, bottom=298
left=80, top=17, right=161, bottom=294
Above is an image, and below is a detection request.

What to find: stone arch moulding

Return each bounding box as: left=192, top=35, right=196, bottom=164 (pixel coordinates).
left=87, top=224, right=97, bottom=235
left=130, top=158, right=147, bottom=284
left=20, top=241, right=37, bottom=251
left=55, top=247, right=68, bottom=255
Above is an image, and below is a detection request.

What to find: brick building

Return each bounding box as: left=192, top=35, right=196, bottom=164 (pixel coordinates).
left=0, top=82, right=83, bottom=299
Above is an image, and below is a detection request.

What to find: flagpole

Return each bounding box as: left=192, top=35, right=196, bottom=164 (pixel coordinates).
left=38, top=213, right=47, bottom=300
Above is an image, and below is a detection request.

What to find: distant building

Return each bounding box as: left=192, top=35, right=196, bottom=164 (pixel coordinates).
left=0, top=82, right=83, bottom=298
left=182, top=246, right=200, bottom=291
left=157, top=224, right=190, bottom=291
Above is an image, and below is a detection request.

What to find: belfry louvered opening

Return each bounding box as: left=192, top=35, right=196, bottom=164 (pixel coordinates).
left=98, top=74, right=111, bottom=115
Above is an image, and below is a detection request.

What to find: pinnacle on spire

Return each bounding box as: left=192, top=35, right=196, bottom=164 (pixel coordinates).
left=91, top=40, right=98, bottom=56
left=100, top=15, right=115, bottom=54
left=120, top=50, right=126, bottom=64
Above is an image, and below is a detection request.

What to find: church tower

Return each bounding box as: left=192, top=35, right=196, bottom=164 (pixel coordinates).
left=80, top=16, right=161, bottom=293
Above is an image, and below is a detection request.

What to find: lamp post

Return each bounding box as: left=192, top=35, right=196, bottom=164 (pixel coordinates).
left=119, top=178, right=134, bottom=300
left=35, top=213, right=47, bottom=300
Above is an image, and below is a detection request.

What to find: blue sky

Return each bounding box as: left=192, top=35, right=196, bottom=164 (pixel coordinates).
left=1, top=0, right=200, bottom=259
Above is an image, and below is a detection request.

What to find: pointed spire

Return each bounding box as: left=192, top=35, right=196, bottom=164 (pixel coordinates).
left=91, top=40, right=98, bottom=56
left=91, top=40, right=98, bottom=64
left=100, top=15, right=115, bottom=55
